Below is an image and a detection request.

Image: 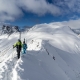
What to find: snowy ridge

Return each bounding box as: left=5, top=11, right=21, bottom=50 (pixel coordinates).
left=0, top=23, right=80, bottom=80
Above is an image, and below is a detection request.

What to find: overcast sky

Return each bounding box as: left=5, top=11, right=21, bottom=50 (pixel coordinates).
left=0, top=0, right=80, bottom=28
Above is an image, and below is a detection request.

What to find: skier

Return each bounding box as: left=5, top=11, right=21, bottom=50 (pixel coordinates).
left=13, top=39, right=22, bottom=59
left=22, top=40, right=27, bottom=55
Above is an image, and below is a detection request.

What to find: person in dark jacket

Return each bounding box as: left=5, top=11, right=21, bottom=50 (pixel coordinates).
left=13, top=39, right=22, bottom=59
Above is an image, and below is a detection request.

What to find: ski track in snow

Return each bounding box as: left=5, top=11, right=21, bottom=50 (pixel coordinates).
left=0, top=33, right=19, bottom=80
left=0, top=57, right=17, bottom=80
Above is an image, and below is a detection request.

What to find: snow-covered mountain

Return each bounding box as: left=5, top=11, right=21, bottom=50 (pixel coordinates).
left=2, top=25, right=20, bottom=34
left=0, top=22, right=80, bottom=80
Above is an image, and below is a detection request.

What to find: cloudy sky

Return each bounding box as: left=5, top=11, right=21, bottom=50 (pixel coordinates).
left=1, top=0, right=80, bottom=28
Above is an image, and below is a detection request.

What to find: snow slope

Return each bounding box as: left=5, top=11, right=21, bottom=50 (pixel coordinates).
left=0, top=23, right=80, bottom=80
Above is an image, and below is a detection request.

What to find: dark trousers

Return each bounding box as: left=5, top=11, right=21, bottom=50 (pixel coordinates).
left=17, top=50, right=21, bottom=59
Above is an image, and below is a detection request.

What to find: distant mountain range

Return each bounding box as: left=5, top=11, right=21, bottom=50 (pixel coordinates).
left=2, top=25, right=19, bottom=34
left=0, top=24, right=31, bottom=35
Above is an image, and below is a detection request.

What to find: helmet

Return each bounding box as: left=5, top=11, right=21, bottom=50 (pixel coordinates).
left=18, top=39, right=20, bottom=41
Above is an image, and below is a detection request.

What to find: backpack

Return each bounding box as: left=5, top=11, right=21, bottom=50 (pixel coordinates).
left=23, top=43, right=27, bottom=50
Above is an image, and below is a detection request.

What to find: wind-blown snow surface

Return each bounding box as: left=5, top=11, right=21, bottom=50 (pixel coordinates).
left=0, top=23, right=80, bottom=80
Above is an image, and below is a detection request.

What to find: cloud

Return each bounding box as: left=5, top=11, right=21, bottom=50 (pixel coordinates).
left=70, top=15, right=79, bottom=20
left=18, top=0, right=61, bottom=15
left=61, top=19, right=80, bottom=29
left=50, top=19, right=80, bottom=29
left=0, top=0, right=61, bottom=21
left=52, top=0, right=80, bottom=14
left=0, top=0, right=80, bottom=22
left=0, top=0, right=23, bottom=21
